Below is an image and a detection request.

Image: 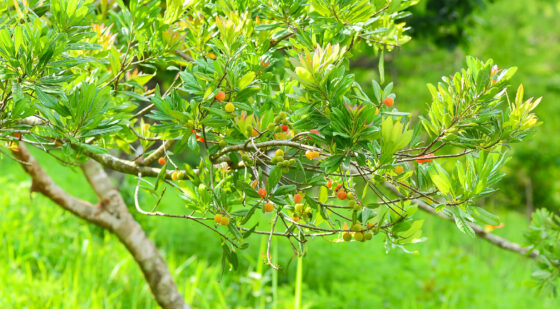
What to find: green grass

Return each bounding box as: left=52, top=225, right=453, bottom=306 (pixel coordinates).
left=1, top=149, right=559, bottom=308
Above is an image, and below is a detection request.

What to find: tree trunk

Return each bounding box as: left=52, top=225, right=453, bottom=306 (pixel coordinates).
left=12, top=144, right=189, bottom=309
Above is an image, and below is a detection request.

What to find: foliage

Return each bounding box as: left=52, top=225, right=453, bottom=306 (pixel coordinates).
left=1, top=155, right=559, bottom=308
left=0, top=0, right=549, bottom=294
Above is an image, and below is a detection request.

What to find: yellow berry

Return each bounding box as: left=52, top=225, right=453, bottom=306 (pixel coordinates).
left=225, top=102, right=235, bottom=113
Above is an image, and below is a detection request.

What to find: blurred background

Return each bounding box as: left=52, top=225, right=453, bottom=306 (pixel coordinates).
left=1, top=0, right=559, bottom=308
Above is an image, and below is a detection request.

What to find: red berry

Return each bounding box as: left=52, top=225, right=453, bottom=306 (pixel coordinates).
left=415, top=153, right=435, bottom=164
left=309, top=129, right=320, bottom=135
left=293, top=193, right=303, bottom=203
left=281, top=125, right=289, bottom=132
left=158, top=157, right=166, bottom=165
left=337, top=190, right=347, bottom=200
left=14, top=133, right=21, bottom=139
left=383, top=97, right=394, bottom=107
left=335, top=183, right=343, bottom=192
left=215, top=91, right=226, bottom=101
left=258, top=188, right=267, bottom=198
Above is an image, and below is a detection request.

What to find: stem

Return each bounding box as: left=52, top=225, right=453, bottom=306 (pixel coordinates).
left=294, top=256, right=303, bottom=309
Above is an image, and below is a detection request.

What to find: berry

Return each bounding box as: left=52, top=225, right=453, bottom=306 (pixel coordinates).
left=178, top=172, right=185, bottom=180
left=14, top=133, right=21, bottom=139
left=342, top=232, right=352, bottom=242
left=394, top=165, right=404, bottom=174
left=220, top=216, right=230, bottom=226
left=267, top=123, right=275, bottom=131
left=279, top=112, right=287, bottom=119
left=327, top=180, right=333, bottom=189
left=214, top=214, right=222, bottom=224
left=364, top=231, right=373, bottom=241
left=293, top=193, right=303, bottom=203
left=225, top=102, right=235, bottom=113
left=172, top=172, right=179, bottom=181
left=416, top=153, right=435, bottom=164
left=288, top=158, right=296, bottom=165
left=292, top=216, right=300, bottom=222
left=158, top=157, right=166, bottom=165
left=295, top=204, right=304, bottom=213
left=335, top=183, right=343, bottom=192
left=215, top=91, right=226, bottom=101
left=367, top=222, right=375, bottom=229
left=352, top=223, right=362, bottom=232
left=275, top=149, right=284, bottom=157
left=354, top=232, right=364, bottom=241
left=383, top=97, right=394, bottom=107
left=281, top=124, right=289, bottom=132
left=251, top=180, right=258, bottom=188
left=207, top=52, right=216, bottom=60
left=337, top=190, right=347, bottom=200
left=258, top=188, right=267, bottom=198
left=309, top=129, right=320, bottom=135
left=219, top=140, right=227, bottom=147
left=347, top=192, right=354, bottom=200
left=264, top=202, right=274, bottom=212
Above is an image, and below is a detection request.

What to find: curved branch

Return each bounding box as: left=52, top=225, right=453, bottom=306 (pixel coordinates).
left=383, top=182, right=540, bottom=260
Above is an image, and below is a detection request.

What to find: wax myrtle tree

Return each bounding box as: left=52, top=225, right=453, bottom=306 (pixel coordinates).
left=0, top=0, right=555, bottom=307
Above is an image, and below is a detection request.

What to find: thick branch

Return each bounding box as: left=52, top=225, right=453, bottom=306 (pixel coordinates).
left=13, top=144, right=189, bottom=309
left=80, top=160, right=189, bottom=309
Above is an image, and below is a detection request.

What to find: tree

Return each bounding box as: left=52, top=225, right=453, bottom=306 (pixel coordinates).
left=0, top=0, right=553, bottom=307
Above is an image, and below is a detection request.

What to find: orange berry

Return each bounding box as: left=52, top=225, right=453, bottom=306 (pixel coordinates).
left=293, top=193, right=303, bottom=203
left=258, top=188, right=267, bottom=198
left=264, top=202, right=274, bottom=212
left=327, top=180, right=333, bottom=189
left=394, top=165, right=404, bottom=174
left=251, top=180, right=258, bottom=189
left=172, top=172, right=179, bottom=181
left=305, top=150, right=314, bottom=160
left=337, top=190, right=347, bottom=200
left=292, top=216, right=300, bottom=222
left=158, top=157, right=166, bottom=165
left=335, top=183, right=343, bottom=192
left=214, top=214, right=222, bottom=223
left=383, top=97, right=394, bottom=107
left=220, top=216, right=230, bottom=226
left=416, top=153, right=435, bottom=164
left=215, top=91, right=226, bottom=101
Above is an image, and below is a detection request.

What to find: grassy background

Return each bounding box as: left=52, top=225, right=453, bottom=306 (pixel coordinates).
left=1, top=149, right=559, bottom=308
left=2, top=0, right=560, bottom=308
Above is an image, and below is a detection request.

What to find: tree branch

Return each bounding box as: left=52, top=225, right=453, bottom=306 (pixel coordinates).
left=13, top=144, right=189, bottom=309
left=383, top=182, right=540, bottom=259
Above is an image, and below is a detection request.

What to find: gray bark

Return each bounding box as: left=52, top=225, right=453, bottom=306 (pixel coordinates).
left=12, top=144, right=189, bottom=309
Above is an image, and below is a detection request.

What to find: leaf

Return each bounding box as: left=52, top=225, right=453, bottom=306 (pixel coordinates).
left=319, top=186, right=328, bottom=204
left=238, top=72, right=255, bottom=89
left=268, top=166, right=282, bottom=193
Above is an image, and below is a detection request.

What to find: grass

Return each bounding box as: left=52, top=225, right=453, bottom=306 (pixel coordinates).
left=1, top=149, right=559, bottom=308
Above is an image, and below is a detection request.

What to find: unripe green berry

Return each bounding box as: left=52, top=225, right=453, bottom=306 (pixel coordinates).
left=219, top=140, right=227, bottom=147
left=354, top=232, right=364, bottom=242
left=352, top=223, right=362, bottom=232
left=275, top=149, right=284, bottom=157
left=267, top=123, right=275, bottom=131
left=342, top=232, right=352, bottom=242
left=347, top=192, right=354, bottom=200
left=295, top=204, right=304, bottom=213
left=364, top=231, right=373, bottom=241
left=279, top=112, right=287, bottom=119
left=288, top=158, right=296, bottom=165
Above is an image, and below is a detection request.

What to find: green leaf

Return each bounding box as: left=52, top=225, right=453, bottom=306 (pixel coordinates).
left=319, top=186, right=328, bottom=204
left=268, top=166, right=282, bottom=193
